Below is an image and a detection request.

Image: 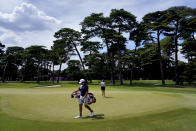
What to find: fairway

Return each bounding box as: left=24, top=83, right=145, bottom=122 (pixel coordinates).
left=1, top=84, right=196, bottom=131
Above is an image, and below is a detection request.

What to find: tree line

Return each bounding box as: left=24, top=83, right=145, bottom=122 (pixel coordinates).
left=0, top=6, right=195, bottom=85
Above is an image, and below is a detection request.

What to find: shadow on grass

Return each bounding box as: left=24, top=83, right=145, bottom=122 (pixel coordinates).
left=89, top=80, right=162, bottom=87
left=104, top=96, right=113, bottom=98
left=101, top=80, right=196, bottom=88
left=82, top=114, right=105, bottom=120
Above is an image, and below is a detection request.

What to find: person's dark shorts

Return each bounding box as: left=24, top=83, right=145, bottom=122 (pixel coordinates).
left=101, top=86, right=105, bottom=91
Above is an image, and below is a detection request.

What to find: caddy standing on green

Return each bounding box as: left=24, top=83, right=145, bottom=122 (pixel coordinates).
left=100, top=80, right=106, bottom=97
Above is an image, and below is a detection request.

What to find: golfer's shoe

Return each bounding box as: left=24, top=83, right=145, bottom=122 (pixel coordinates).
left=74, top=115, right=82, bottom=119
left=90, top=111, right=94, bottom=117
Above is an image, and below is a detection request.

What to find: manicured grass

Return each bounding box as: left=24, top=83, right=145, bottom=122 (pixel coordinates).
left=1, top=108, right=196, bottom=131
left=0, top=81, right=59, bottom=88
left=0, top=80, right=196, bottom=131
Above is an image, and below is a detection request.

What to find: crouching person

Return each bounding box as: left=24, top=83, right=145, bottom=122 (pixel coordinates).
left=75, top=79, right=94, bottom=119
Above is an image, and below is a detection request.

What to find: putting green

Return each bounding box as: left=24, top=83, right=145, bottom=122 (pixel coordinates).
left=1, top=87, right=195, bottom=123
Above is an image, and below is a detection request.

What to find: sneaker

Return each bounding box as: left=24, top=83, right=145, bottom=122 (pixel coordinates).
left=90, top=111, right=94, bottom=117
left=74, top=115, right=82, bottom=119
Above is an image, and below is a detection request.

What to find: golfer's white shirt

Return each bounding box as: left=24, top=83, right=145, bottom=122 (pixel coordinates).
left=100, top=82, right=105, bottom=87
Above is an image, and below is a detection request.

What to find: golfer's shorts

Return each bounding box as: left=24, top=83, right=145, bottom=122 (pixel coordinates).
left=101, top=86, right=105, bottom=90
left=78, top=96, right=88, bottom=105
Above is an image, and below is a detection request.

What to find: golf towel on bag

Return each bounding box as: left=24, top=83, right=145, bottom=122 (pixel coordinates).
left=71, top=91, right=96, bottom=105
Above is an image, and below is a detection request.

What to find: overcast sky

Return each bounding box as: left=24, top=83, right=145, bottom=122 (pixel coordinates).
left=0, top=0, right=195, bottom=64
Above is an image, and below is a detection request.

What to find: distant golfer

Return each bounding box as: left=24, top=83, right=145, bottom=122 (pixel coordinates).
left=74, top=79, right=94, bottom=119
left=100, top=80, right=106, bottom=97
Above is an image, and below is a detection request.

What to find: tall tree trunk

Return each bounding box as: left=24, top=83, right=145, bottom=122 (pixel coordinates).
left=20, top=67, right=24, bottom=83
left=192, top=32, right=195, bottom=41
left=73, top=44, right=85, bottom=70
left=37, top=62, right=41, bottom=83
left=2, top=61, right=8, bottom=83
left=57, top=62, right=62, bottom=83
left=105, top=39, right=115, bottom=85
left=102, top=30, right=115, bottom=85
left=117, top=29, right=123, bottom=85
left=88, top=63, right=92, bottom=83
left=130, top=46, right=137, bottom=85
left=20, top=72, right=24, bottom=83
left=52, top=61, right=55, bottom=84
left=110, top=52, right=115, bottom=85
left=157, top=31, right=165, bottom=86
left=130, top=69, right=133, bottom=85
left=174, top=21, right=179, bottom=85
left=89, top=77, right=92, bottom=83
left=118, top=46, right=123, bottom=85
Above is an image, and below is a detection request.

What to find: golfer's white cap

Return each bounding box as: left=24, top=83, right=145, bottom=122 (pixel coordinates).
left=79, top=79, right=85, bottom=84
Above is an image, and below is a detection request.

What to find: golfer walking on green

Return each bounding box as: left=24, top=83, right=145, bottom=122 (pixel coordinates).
left=75, top=79, right=94, bottom=119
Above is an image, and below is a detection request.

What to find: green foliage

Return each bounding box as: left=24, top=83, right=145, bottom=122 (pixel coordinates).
left=83, top=53, right=109, bottom=79
left=54, top=28, right=85, bottom=69
left=129, top=23, right=151, bottom=46
left=180, top=60, right=196, bottom=84
left=6, top=46, right=24, bottom=66
left=52, top=40, right=70, bottom=64
left=54, top=28, right=81, bottom=46
left=160, top=37, right=175, bottom=57
left=25, top=46, right=48, bottom=82
left=81, top=12, right=117, bottom=84
left=0, top=41, right=5, bottom=57
left=1, top=46, right=25, bottom=81
left=110, top=9, right=136, bottom=32
left=1, top=7, right=196, bottom=85
left=0, top=42, right=5, bottom=80
left=136, top=43, right=161, bottom=79
left=181, top=38, right=196, bottom=61
left=65, top=60, right=84, bottom=80
left=81, top=13, right=111, bottom=39
left=80, top=41, right=102, bottom=54
left=25, top=45, right=47, bottom=63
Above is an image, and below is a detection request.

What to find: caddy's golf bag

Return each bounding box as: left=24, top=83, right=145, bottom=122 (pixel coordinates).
left=71, top=90, right=96, bottom=105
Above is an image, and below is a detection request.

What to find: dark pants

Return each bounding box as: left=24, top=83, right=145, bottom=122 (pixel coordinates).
left=101, top=86, right=105, bottom=90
